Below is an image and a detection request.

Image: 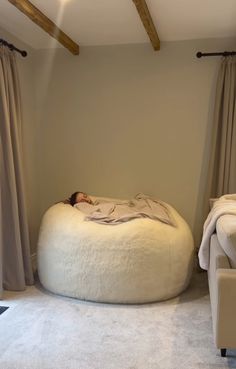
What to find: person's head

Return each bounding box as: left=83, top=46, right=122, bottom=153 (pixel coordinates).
left=69, top=191, right=92, bottom=206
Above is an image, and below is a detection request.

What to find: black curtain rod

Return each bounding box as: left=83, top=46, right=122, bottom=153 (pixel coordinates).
left=0, top=38, right=27, bottom=57
left=196, top=51, right=236, bottom=58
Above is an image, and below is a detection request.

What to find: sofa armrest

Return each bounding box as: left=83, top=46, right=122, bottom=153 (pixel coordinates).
left=210, top=234, right=230, bottom=270
left=215, top=269, right=236, bottom=349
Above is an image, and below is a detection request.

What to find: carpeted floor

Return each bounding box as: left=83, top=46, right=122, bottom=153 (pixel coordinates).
left=0, top=272, right=236, bottom=369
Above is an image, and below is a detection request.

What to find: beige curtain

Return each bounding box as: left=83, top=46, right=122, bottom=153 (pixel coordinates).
left=210, top=56, right=236, bottom=197
left=0, top=46, right=34, bottom=298
left=194, top=57, right=236, bottom=248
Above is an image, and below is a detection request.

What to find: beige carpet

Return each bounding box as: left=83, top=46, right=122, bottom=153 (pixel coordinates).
left=0, top=273, right=236, bottom=369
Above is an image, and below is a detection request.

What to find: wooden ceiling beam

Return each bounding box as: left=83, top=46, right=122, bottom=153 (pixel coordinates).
left=8, top=0, right=79, bottom=55
left=132, top=0, right=160, bottom=51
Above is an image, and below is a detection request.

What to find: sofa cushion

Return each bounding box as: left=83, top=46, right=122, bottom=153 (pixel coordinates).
left=216, top=215, right=236, bottom=268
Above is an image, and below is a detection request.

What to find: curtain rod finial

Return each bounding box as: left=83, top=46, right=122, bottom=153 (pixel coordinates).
left=196, top=52, right=202, bottom=58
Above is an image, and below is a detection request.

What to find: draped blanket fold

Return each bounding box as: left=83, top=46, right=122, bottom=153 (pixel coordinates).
left=74, top=193, right=174, bottom=226
left=198, top=194, right=236, bottom=270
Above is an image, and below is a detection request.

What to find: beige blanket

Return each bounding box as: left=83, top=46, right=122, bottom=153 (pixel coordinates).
left=198, top=194, right=236, bottom=270
left=74, top=193, right=174, bottom=226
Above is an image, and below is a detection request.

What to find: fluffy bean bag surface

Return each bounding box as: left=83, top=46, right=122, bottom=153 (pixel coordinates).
left=38, top=197, right=194, bottom=303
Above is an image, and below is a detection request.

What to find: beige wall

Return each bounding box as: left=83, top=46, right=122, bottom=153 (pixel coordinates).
left=32, top=38, right=236, bottom=248
left=2, top=31, right=236, bottom=252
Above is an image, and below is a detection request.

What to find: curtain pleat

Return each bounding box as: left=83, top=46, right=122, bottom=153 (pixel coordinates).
left=0, top=46, right=34, bottom=297
left=210, top=57, right=236, bottom=197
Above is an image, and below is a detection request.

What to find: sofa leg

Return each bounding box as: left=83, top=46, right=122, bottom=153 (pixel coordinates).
left=221, top=349, right=227, bottom=357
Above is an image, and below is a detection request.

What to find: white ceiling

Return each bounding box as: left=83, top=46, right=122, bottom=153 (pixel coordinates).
left=0, top=0, right=236, bottom=49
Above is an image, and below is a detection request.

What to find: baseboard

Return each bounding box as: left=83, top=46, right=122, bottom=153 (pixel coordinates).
left=31, top=252, right=37, bottom=274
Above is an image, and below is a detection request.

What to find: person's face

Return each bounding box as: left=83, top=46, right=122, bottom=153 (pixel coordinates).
left=76, top=192, right=92, bottom=204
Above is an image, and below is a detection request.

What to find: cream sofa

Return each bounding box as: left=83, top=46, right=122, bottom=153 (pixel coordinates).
left=208, top=214, right=236, bottom=357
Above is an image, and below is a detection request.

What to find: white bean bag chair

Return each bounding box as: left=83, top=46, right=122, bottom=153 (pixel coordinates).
left=37, top=197, right=194, bottom=303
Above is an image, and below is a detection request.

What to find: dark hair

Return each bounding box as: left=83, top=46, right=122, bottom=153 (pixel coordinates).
left=69, top=191, right=81, bottom=206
